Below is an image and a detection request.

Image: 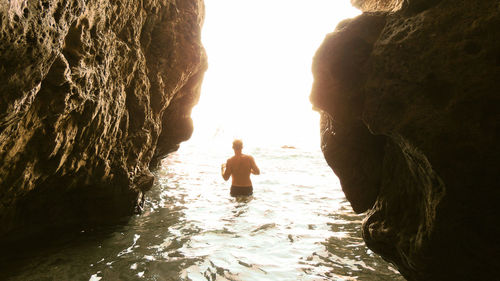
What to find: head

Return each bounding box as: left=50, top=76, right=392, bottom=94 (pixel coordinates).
left=232, top=139, right=243, bottom=152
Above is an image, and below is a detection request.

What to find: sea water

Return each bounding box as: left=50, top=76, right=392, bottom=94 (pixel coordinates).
left=1, top=136, right=404, bottom=281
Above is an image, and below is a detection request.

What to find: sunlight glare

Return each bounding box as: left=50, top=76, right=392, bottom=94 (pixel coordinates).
left=191, top=0, right=360, bottom=149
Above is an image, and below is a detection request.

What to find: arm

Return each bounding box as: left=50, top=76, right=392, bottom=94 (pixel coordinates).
left=221, top=160, right=231, bottom=181
left=250, top=156, right=260, bottom=175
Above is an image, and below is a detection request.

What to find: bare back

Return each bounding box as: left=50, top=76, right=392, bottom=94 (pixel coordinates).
left=225, top=154, right=259, bottom=186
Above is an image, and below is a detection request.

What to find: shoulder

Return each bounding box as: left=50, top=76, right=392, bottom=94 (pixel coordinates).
left=243, top=154, right=254, bottom=161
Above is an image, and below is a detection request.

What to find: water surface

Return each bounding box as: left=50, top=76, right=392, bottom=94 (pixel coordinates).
left=2, top=141, right=403, bottom=281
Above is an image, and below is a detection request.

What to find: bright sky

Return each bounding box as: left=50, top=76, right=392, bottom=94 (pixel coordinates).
left=191, top=0, right=360, bottom=148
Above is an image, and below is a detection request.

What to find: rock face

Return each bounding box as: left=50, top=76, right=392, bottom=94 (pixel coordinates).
left=311, top=0, right=499, bottom=280
left=0, top=0, right=207, bottom=242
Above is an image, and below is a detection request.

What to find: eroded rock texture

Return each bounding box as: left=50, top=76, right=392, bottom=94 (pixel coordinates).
left=312, top=0, right=500, bottom=280
left=0, top=0, right=207, bottom=242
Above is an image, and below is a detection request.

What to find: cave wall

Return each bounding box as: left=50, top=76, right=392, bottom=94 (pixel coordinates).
left=312, top=0, right=499, bottom=280
left=0, top=0, right=207, bottom=242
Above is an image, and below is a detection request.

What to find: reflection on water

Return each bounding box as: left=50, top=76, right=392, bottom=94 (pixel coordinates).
left=1, top=141, right=403, bottom=281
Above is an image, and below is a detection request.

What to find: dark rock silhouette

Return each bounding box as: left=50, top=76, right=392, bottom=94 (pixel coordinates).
left=0, top=1, right=207, bottom=242
left=311, top=0, right=500, bottom=280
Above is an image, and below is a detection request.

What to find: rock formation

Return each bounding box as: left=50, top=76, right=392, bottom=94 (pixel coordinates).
left=0, top=0, right=207, bottom=243
left=311, top=0, right=500, bottom=280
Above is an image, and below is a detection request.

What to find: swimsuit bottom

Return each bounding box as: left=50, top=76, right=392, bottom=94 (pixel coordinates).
left=230, top=186, right=253, bottom=197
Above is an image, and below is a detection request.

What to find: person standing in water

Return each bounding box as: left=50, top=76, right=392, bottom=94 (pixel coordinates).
left=221, top=139, right=260, bottom=197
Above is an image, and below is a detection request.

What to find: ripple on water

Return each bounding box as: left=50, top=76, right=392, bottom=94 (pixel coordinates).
left=0, top=143, right=404, bottom=281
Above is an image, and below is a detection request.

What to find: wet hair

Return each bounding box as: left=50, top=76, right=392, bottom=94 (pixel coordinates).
left=232, top=139, right=243, bottom=150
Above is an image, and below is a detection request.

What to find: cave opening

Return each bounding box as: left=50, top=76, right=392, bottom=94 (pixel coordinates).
left=188, top=0, right=360, bottom=149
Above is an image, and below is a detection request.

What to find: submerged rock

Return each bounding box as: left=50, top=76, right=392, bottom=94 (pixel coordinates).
left=312, top=0, right=500, bottom=280
left=0, top=0, right=207, bottom=242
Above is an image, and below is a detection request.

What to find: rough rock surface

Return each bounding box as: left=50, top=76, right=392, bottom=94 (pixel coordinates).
left=0, top=0, right=207, bottom=243
left=312, top=0, right=499, bottom=280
